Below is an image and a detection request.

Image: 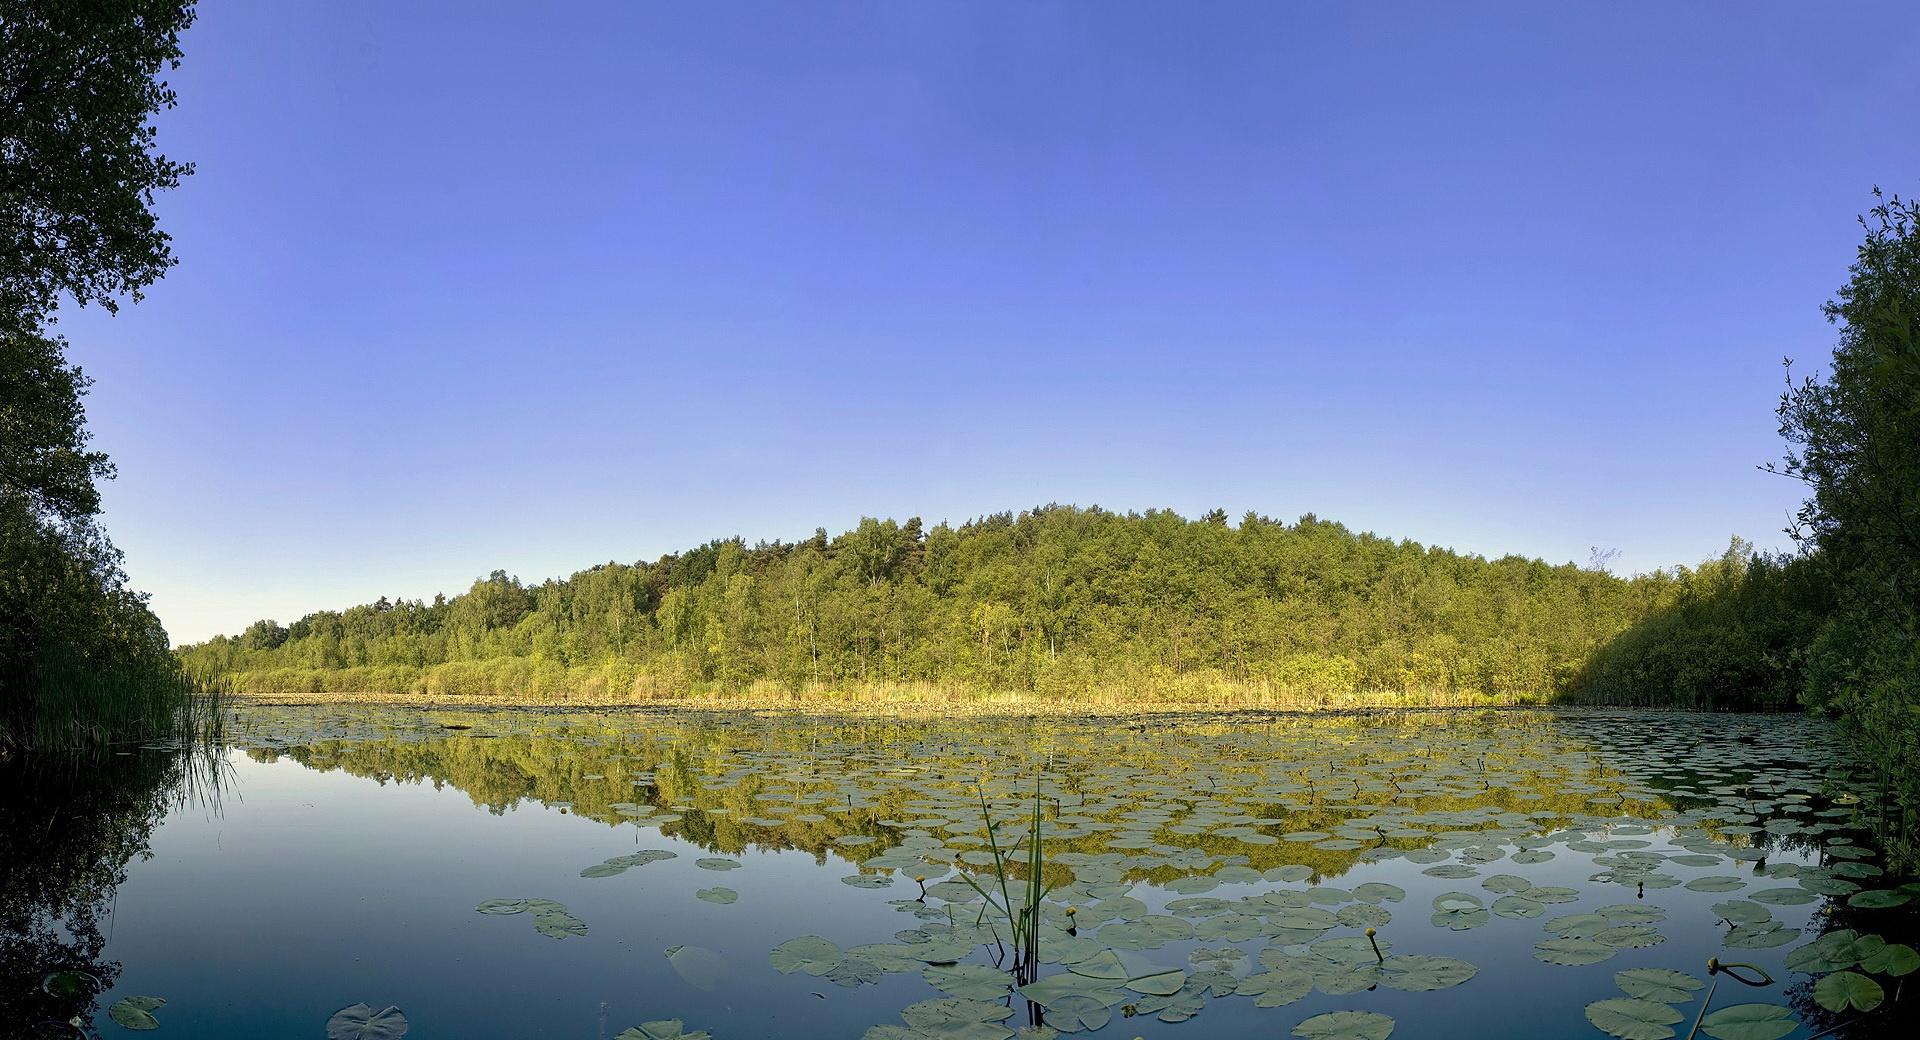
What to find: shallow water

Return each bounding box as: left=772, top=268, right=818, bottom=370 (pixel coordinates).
left=5, top=707, right=1915, bottom=1039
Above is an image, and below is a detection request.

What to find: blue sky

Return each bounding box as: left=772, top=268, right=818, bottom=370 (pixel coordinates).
left=53, top=2, right=1920, bottom=644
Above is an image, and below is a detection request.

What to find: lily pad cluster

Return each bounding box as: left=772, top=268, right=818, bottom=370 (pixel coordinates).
left=474, top=897, right=588, bottom=938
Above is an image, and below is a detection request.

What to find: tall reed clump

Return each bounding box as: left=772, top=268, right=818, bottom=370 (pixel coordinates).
left=959, top=779, right=1050, bottom=987
left=6, top=649, right=224, bottom=753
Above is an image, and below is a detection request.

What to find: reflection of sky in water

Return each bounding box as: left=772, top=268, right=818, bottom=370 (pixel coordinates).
left=83, top=711, right=1888, bottom=1039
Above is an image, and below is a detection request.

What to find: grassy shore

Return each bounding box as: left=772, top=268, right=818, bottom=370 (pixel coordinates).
left=224, top=678, right=1546, bottom=716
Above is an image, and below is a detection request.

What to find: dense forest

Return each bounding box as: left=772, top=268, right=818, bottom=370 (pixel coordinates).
left=178, top=507, right=1781, bottom=706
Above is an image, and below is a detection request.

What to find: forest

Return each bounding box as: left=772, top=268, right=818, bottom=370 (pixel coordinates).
left=177, top=509, right=1800, bottom=709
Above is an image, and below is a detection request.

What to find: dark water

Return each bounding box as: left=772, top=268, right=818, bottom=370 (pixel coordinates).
left=4, top=707, right=1914, bottom=1039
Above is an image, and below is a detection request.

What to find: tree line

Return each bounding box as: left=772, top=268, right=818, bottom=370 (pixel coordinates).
left=179, top=506, right=1771, bottom=705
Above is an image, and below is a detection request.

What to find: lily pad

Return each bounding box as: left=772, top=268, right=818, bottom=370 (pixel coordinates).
left=326, top=1004, right=408, bottom=1040
left=1293, top=1010, right=1395, bottom=1040
left=108, top=996, right=166, bottom=1032
left=1696, top=1004, right=1794, bottom=1040
left=1042, top=994, right=1111, bottom=1033
left=1613, top=968, right=1703, bottom=1003
left=1534, top=937, right=1615, bottom=966
left=1584, top=998, right=1684, bottom=1040
left=695, top=887, right=738, bottom=904
left=1811, top=970, right=1883, bottom=1013
left=770, top=936, right=844, bottom=976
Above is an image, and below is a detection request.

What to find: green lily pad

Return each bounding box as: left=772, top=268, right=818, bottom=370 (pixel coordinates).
left=325, top=1004, right=408, bottom=1040
left=1614, top=968, right=1703, bottom=1003
left=615, top=1021, right=712, bottom=1040
left=108, top=997, right=166, bottom=1032
left=695, top=887, right=737, bottom=904
left=1858, top=940, right=1918, bottom=976
left=1812, top=971, right=1883, bottom=1013
left=924, top=965, right=1013, bottom=1000
left=1293, top=1010, right=1395, bottom=1040
left=900, top=997, right=1017, bottom=1038
left=1125, top=968, right=1186, bottom=996
left=770, top=935, right=843, bottom=976
left=1696, top=1004, right=1794, bottom=1040
left=1534, top=937, right=1615, bottom=966
left=1847, top=888, right=1910, bottom=908
left=1043, top=994, right=1111, bottom=1033
left=1584, top=998, right=1684, bottom=1040
left=1378, top=955, right=1476, bottom=992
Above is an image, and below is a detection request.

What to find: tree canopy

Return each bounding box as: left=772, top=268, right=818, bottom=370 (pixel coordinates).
left=0, top=0, right=195, bottom=330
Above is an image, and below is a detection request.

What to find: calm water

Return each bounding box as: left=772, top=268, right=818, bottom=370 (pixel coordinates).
left=5, top=707, right=1915, bottom=1039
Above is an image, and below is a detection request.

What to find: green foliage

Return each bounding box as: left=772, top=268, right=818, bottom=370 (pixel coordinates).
left=1571, top=541, right=1828, bottom=710
left=2, top=331, right=191, bottom=747
left=0, top=0, right=196, bottom=329
left=0, top=1, right=199, bottom=747
left=184, top=507, right=1694, bottom=703
left=1774, top=189, right=1920, bottom=867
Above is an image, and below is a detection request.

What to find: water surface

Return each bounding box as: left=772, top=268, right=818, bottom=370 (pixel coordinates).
left=6, top=706, right=1914, bottom=1039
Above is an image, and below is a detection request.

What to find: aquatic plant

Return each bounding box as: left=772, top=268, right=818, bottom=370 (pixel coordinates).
left=955, top=780, right=1051, bottom=987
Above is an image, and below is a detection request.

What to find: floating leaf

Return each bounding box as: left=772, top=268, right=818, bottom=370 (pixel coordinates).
left=770, top=936, right=844, bottom=976
left=826, top=959, right=884, bottom=988
left=695, top=887, right=737, bottom=904
left=1847, top=889, right=1910, bottom=909
left=108, top=997, right=165, bottom=1032
left=1858, top=940, right=1918, bottom=977
left=924, top=965, right=1012, bottom=1000
left=1042, top=994, right=1111, bottom=1033
left=1378, top=955, right=1476, bottom=992
left=615, top=1021, right=712, bottom=1040
left=1124, top=968, right=1186, bottom=996
left=1534, top=937, right=1616, bottom=966
left=1811, top=971, right=1883, bottom=1013
left=1584, top=998, right=1684, bottom=1040
left=325, top=1004, right=408, bottom=1040
left=1613, top=969, right=1703, bottom=1004
left=1293, top=1010, right=1394, bottom=1040
left=1697, top=1004, right=1794, bottom=1040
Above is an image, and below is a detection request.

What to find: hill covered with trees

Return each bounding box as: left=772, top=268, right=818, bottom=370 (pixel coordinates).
left=178, top=507, right=1785, bottom=706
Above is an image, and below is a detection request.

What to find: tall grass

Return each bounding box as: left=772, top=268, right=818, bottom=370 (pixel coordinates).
left=6, top=651, right=224, bottom=753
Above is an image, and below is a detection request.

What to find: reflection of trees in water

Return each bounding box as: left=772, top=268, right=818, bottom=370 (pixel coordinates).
left=0, top=748, right=220, bottom=1036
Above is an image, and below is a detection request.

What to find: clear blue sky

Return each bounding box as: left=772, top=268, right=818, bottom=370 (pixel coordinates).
left=53, top=1, right=1920, bottom=644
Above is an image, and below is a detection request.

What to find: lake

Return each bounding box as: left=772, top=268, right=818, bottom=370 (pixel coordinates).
left=6, top=706, right=1915, bottom=1039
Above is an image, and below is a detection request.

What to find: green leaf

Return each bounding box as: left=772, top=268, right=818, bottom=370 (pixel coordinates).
left=1292, top=1010, right=1395, bottom=1040
left=1377, top=955, right=1476, bottom=992
left=923, top=965, right=1013, bottom=1000
left=1534, top=937, right=1616, bottom=966
left=1124, top=968, right=1186, bottom=996
left=1584, top=998, right=1684, bottom=1040
left=325, top=1004, right=408, bottom=1040
left=695, top=886, right=737, bottom=904
left=1697, top=1004, right=1794, bottom=1040
left=107, top=997, right=165, bottom=1032
left=1858, top=940, right=1918, bottom=976
left=1613, top=968, right=1703, bottom=1004
left=1812, top=971, right=1883, bottom=1013
left=1040, top=994, right=1110, bottom=1033
left=770, top=936, right=843, bottom=976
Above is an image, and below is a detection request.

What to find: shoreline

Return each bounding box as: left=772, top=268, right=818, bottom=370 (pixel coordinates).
left=220, top=688, right=1790, bottom=720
